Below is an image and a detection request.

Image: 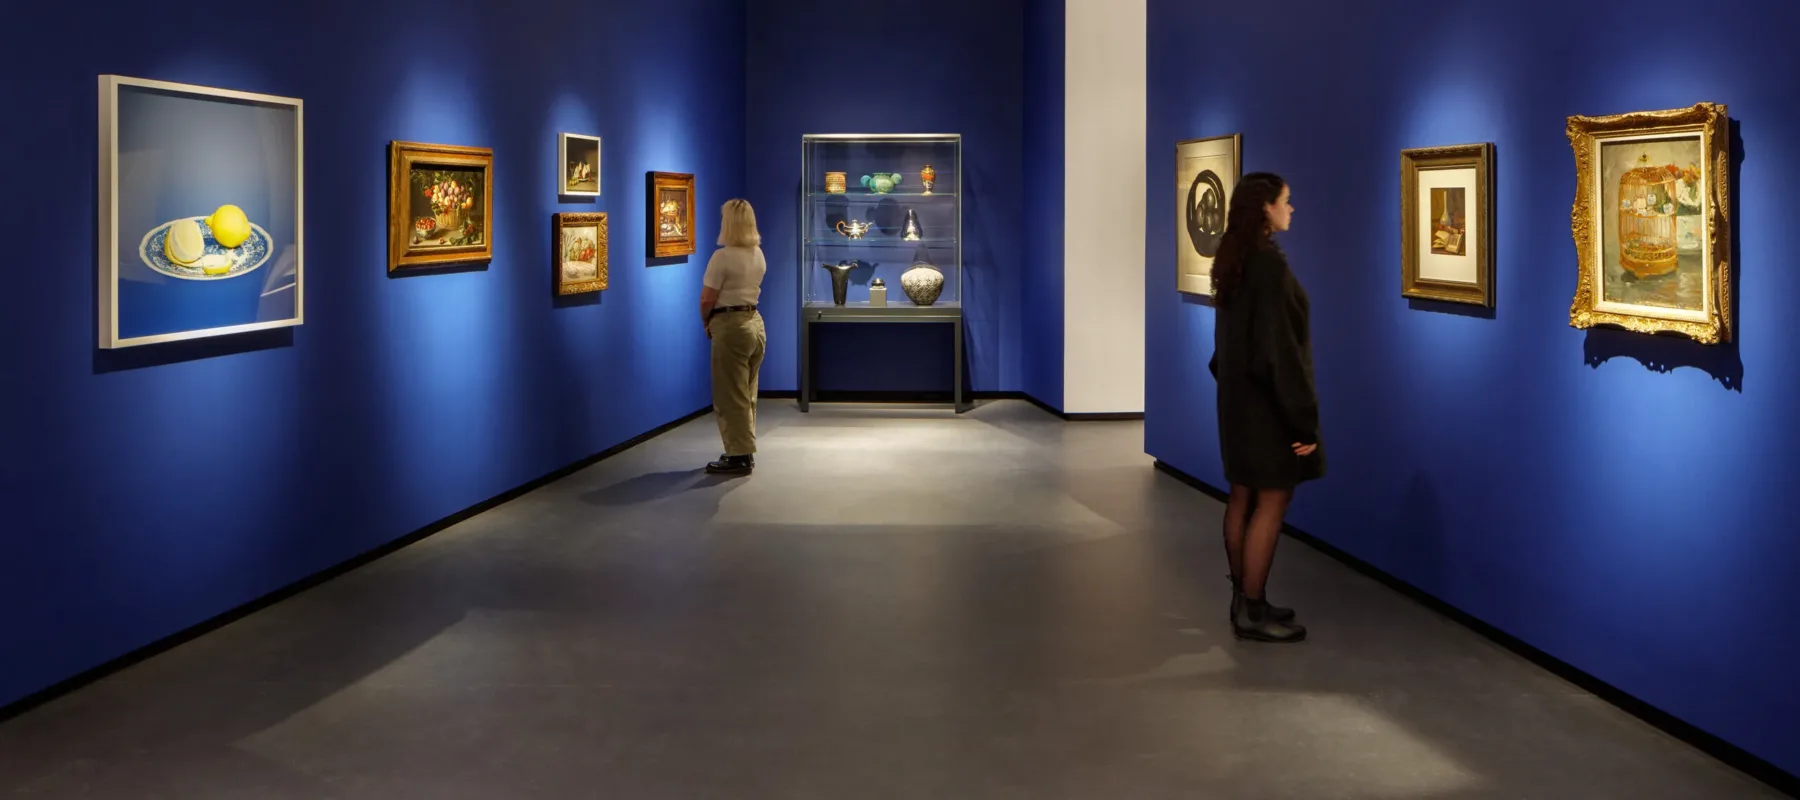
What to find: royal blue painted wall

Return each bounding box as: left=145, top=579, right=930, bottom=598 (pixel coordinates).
left=0, top=0, right=745, bottom=709
left=745, top=0, right=1025, bottom=395
left=1021, top=0, right=1065, bottom=410
left=1145, top=0, right=1800, bottom=774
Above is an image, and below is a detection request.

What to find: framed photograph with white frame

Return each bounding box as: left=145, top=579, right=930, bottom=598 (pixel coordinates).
left=1401, top=142, right=1493, bottom=307
left=98, top=75, right=303, bottom=349
left=559, top=132, right=600, bottom=197
left=1175, top=133, right=1240, bottom=297
left=1567, top=103, right=1730, bottom=344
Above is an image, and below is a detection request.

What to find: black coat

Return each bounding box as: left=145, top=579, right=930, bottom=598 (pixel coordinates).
left=1208, top=247, right=1325, bottom=489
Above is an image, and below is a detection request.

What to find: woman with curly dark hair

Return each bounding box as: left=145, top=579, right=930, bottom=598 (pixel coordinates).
left=1207, top=172, right=1320, bottom=644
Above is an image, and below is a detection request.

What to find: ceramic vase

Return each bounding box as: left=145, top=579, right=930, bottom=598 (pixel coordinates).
left=861, top=173, right=902, bottom=194
left=920, top=164, right=936, bottom=195
left=901, top=263, right=944, bottom=306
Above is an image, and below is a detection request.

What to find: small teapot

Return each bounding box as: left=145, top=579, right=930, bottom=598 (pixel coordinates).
left=835, top=219, right=874, bottom=239
left=861, top=173, right=903, bottom=194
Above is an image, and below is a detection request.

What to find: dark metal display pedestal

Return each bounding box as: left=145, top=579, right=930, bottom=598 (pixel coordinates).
left=798, top=304, right=967, bottom=414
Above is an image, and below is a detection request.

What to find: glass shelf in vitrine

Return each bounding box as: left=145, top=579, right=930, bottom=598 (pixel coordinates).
left=797, top=133, right=968, bottom=413
left=799, top=134, right=962, bottom=311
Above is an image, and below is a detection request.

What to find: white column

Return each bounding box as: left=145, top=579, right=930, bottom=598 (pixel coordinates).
left=1062, top=0, right=1147, bottom=414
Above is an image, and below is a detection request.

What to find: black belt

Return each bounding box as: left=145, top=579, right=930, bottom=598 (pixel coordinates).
left=710, top=304, right=757, bottom=317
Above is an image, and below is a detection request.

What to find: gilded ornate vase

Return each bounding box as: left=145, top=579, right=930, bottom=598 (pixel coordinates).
left=900, top=262, right=944, bottom=306
left=920, top=164, right=936, bottom=195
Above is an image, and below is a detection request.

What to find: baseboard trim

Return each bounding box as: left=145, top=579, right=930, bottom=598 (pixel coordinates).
left=758, top=389, right=1143, bottom=421
left=1150, top=459, right=1798, bottom=798
left=0, top=405, right=714, bottom=724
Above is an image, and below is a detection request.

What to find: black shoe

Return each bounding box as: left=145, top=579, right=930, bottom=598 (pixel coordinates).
left=1233, top=598, right=1306, bottom=644
left=705, top=454, right=754, bottom=474
left=1231, top=577, right=1294, bottom=622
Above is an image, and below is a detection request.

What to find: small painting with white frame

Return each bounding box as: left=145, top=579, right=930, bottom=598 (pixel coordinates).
left=98, top=75, right=303, bottom=349
left=559, top=133, right=601, bottom=197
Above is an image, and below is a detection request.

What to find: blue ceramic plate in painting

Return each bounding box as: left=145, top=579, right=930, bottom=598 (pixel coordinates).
left=137, top=217, right=274, bottom=281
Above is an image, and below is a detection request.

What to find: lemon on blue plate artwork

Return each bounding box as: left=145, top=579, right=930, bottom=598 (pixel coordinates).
left=138, top=205, right=274, bottom=280
left=98, top=75, right=304, bottom=349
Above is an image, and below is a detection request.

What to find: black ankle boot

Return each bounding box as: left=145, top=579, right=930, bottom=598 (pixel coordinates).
left=705, top=454, right=754, bottom=474
left=1230, top=577, right=1294, bottom=622
left=1233, top=597, right=1306, bottom=644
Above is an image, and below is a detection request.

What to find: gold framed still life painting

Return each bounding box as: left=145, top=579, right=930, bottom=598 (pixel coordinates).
left=1401, top=143, right=1493, bottom=306
left=389, top=141, right=493, bottom=271
left=553, top=212, right=608, bottom=295
left=648, top=171, right=696, bottom=258
left=1174, top=133, right=1240, bottom=296
left=1567, top=103, right=1731, bottom=344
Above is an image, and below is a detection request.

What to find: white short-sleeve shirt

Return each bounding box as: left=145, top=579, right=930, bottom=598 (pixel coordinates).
left=703, top=245, right=767, bottom=307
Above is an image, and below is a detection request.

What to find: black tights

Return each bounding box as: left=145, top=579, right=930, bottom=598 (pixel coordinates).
left=1223, top=484, right=1292, bottom=601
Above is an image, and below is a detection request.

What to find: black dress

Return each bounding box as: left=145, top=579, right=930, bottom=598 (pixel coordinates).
left=1209, top=247, right=1325, bottom=489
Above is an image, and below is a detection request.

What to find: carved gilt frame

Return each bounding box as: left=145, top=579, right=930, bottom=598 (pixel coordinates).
left=1566, top=103, right=1731, bottom=344
left=388, top=141, right=494, bottom=272
left=552, top=212, right=608, bottom=295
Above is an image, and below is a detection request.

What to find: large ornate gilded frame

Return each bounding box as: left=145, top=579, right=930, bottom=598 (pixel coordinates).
left=1566, top=103, right=1731, bottom=344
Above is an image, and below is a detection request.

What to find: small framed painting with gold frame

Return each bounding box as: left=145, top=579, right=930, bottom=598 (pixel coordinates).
left=1401, top=142, right=1493, bottom=307
left=1567, top=103, right=1730, bottom=344
left=388, top=141, right=493, bottom=272
left=553, top=212, right=608, bottom=295
left=647, top=171, right=696, bottom=258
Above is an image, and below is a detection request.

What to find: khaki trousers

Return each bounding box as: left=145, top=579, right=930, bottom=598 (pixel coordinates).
left=708, top=310, right=766, bottom=456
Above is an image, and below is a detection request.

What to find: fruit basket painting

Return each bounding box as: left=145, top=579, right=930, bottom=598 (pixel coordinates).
left=389, top=141, right=494, bottom=271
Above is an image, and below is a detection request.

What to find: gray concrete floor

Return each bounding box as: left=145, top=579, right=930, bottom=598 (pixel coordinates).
left=0, top=400, right=1780, bottom=799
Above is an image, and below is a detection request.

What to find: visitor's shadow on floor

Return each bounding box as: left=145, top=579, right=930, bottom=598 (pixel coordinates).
left=580, top=468, right=738, bottom=506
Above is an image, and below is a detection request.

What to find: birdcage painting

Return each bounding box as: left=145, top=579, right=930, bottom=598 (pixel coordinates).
left=1566, top=102, right=1731, bottom=345
left=1616, top=153, right=1679, bottom=278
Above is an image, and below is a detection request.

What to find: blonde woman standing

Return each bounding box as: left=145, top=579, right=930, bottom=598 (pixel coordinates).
left=700, top=198, right=768, bottom=475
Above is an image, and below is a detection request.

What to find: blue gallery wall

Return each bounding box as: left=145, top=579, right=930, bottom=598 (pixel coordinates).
left=1020, top=0, right=1066, bottom=410
left=745, top=0, right=1025, bottom=395
left=0, top=0, right=745, bottom=709
left=1145, top=0, right=1800, bottom=774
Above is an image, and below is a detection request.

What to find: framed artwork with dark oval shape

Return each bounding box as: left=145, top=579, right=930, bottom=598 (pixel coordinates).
left=1175, top=133, right=1240, bottom=297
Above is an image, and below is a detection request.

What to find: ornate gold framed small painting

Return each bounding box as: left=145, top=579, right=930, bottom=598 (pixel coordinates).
left=1175, top=133, right=1240, bottom=296
left=648, top=171, right=696, bottom=258
left=1401, top=143, right=1493, bottom=306
left=1567, top=103, right=1730, bottom=344
left=389, top=141, right=493, bottom=272
left=553, top=212, right=608, bottom=295
left=559, top=133, right=600, bottom=197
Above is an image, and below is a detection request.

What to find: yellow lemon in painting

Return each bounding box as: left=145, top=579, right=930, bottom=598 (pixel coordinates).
left=207, top=204, right=252, bottom=248
left=164, top=218, right=206, bottom=265
left=198, top=254, right=233, bottom=276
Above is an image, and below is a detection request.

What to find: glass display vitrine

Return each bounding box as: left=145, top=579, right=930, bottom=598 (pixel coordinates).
left=798, top=133, right=967, bottom=412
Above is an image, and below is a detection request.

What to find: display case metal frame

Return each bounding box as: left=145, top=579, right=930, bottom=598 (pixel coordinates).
left=797, top=133, right=966, bottom=413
